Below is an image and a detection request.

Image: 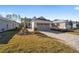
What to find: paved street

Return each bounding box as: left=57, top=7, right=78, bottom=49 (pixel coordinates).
left=40, top=30, right=79, bottom=51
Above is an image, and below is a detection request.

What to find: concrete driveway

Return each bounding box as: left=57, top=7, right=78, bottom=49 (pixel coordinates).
left=39, top=30, right=79, bottom=52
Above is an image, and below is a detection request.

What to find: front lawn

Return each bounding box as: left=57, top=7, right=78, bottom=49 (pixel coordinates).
left=66, top=29, right=79, bottom=35
left=0, top=31, right=78, bottom=53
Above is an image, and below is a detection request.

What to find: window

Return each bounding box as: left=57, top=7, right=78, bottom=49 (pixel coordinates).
left=28, top=23, right=31, bottom=28
left=28, top=23, right=30, bottom=26
left=6, top=24, right=8, bottom=29
left=51, top=23, right=55, bottom=27
left=12, top=23, right=14, bottom=27
left=2, top=28, right=4, bottom=32
left=56, top=23, right=60, bottom=26
left=26, top=23, right=31, bottom=28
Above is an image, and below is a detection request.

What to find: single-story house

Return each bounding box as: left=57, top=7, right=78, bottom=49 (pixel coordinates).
left=51, top=20, right=77, bottom=31
left=0, top=16, right=19, bottom=32
left=51, top=20, right=71, bottom=30
left=72, top=21, right=77, bottom=29
left=21, top=17, right=51, bottom=31
left=31, top=20, right=51, bottom=31
left=21, top=17, right=78, bottom=31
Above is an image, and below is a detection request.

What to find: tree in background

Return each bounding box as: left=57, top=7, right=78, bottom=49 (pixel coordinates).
left=6, top=14, right=21, bottom=23
left=6, top=14, right=12, bottom=18
left=69, top=20, right=73, bottom=29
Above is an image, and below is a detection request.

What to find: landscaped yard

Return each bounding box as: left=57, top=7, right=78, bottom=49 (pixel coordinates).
left=0, top=30, right=78, bottom=53
left=66, top=29, right=79, bottom=35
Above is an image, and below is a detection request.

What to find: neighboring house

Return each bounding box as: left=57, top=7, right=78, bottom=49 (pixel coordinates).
left=51, top=20, right=77, bottom=31
left=72, top=21, right=77, bottom=29
left=51, top=20, right=71, bottom=30
left=0, top=16, right=19, bottom=32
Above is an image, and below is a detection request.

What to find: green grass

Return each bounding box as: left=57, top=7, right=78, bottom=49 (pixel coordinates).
left=0, top=30, right=78, bottom=53
left=66, top=29, right=79, bottom=35
left=0, top=30, right=18, bottom=44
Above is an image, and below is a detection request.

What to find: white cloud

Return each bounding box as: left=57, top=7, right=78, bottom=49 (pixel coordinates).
left=74, top=7, right=79, bottom=10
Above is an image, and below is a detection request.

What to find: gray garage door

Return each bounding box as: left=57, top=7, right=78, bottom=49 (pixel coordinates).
left=37, top=23, right=50, bottom=31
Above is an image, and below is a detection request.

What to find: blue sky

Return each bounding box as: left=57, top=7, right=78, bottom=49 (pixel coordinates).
left=0, top=5, right=79, bottom=21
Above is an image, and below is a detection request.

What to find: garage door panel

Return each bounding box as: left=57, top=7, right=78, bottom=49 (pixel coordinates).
left=37, top=23, right=50, bottom=31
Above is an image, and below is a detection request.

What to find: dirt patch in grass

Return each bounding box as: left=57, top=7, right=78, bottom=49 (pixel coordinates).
left=0, top=31, right=78, bottom=53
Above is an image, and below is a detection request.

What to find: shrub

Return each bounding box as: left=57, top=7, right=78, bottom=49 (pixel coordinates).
left=18, top=27, right=29, bottom=35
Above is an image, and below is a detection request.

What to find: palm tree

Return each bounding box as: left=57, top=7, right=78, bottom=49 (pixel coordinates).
left=6, top=14, right=12, bottom=18
left=18, top=15, right=21, bottom=19
left=13, top=14, right=17, bottom=18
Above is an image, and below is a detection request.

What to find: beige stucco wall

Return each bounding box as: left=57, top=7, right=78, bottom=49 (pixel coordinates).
left=58, top=23, right=66, bottom=29
left=51, top=22, right=72, bottom=30
left=51, top=22, right=66, bottom=30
